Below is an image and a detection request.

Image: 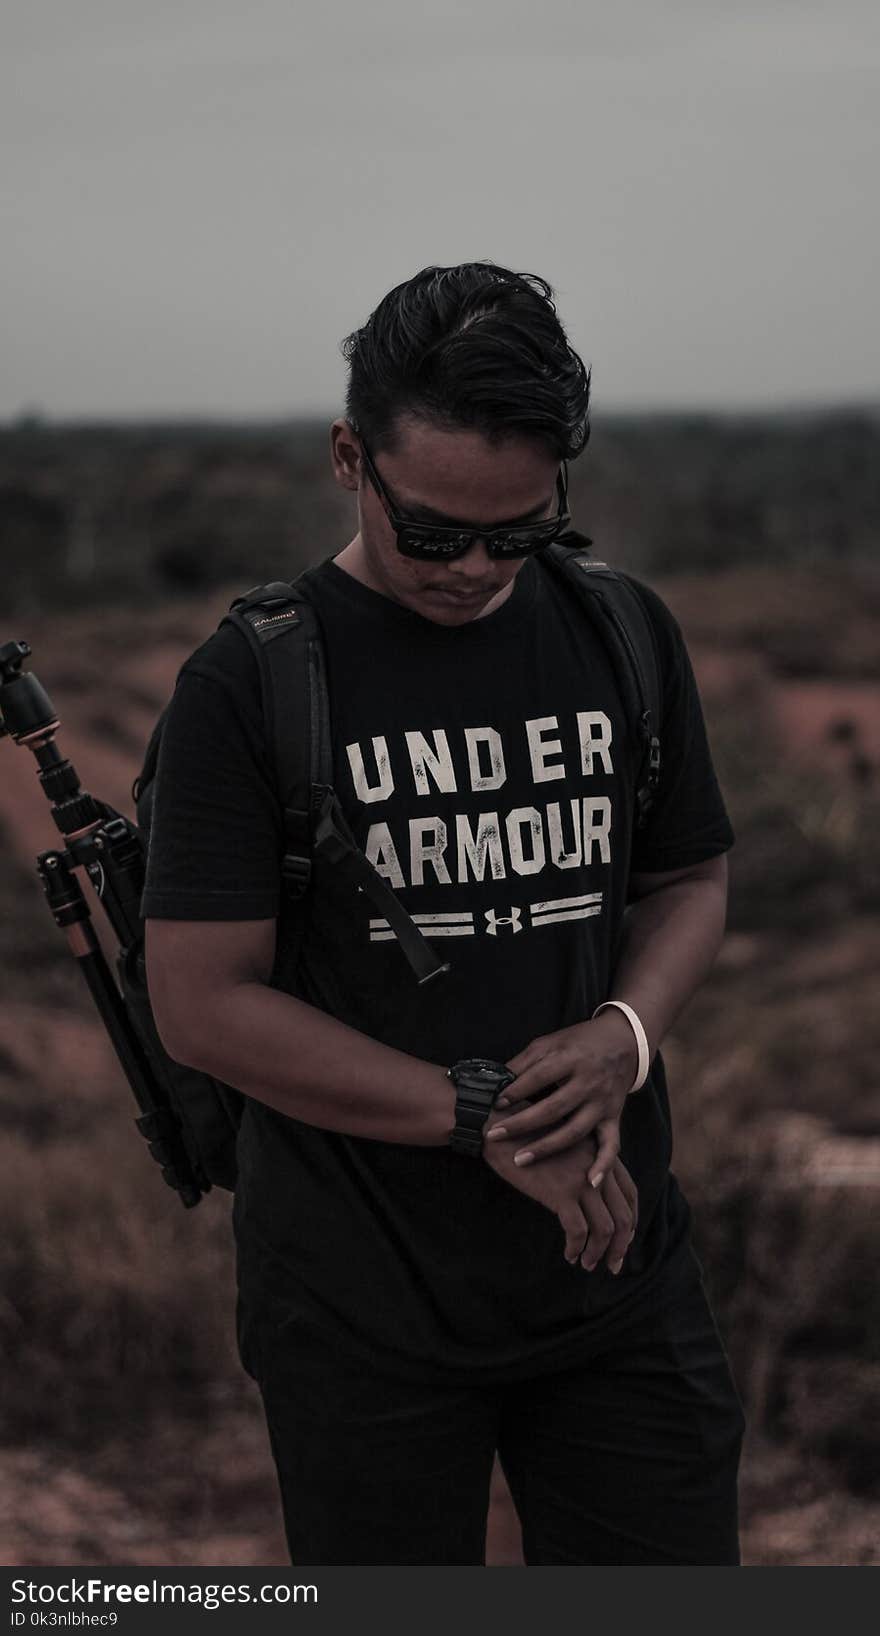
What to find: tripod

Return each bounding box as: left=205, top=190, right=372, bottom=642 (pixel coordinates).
left=0, top=637, right=207, bottom=1206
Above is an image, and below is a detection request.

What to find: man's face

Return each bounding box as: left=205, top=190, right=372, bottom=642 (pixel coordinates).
left=330, top=414, right=562, bottom=626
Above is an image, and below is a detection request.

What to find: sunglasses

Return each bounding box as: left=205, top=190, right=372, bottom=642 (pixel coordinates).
left=356, top=432, right=571, bottom=560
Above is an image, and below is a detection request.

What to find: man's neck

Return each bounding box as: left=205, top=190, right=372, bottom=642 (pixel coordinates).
left=332, top=536, right=380, bottom=592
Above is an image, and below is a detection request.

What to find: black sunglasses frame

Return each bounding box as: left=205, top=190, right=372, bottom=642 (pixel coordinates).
left=355, top=431, right=571, bottom=560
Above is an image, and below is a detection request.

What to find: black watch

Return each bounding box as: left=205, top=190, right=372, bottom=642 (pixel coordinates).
left=446, top=1058, right=516, bottom=1158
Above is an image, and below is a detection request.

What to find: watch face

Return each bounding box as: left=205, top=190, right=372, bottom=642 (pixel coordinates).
left=455, top=1059, right=510, bottom=1085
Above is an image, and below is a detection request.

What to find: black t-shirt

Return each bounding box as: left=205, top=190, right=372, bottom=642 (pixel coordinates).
left=141, top=551, right=735, bottom=1382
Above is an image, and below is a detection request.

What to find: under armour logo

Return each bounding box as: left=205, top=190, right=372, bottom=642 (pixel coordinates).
left=484, top=906, right=523, bottom=936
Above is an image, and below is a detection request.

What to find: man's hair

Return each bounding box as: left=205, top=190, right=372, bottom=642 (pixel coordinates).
left=340, top=261, right=591, bottom=461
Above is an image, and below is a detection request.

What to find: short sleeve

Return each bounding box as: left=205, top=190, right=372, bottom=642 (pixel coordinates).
left=626, top=577, right=735, bottom=872
left=140, top=633, right=283, bottom=921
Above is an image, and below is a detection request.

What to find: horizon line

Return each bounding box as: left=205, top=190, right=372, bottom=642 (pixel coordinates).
left=3, top=395, right=880, bottom=432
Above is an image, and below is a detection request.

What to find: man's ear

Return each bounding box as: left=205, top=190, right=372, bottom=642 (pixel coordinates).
left=330, top=419, right=361, bottom=492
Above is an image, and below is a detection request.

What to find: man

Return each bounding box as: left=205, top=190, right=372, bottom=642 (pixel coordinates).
left=142, top=262, right=746, bottom=1566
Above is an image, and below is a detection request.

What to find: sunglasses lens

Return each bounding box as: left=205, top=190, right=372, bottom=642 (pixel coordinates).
left=487, top=520, right=566, bottom=557
left=397, top=513, right=569, bottom=560
left=399, top=529, right=472, bottom=558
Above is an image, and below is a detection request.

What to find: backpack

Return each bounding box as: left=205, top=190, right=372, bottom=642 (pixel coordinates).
left=119, top=532, right=663, bottom=1206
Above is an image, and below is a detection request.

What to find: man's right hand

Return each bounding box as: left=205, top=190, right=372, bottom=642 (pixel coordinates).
left=481, top=1101, right=638, bottom=1273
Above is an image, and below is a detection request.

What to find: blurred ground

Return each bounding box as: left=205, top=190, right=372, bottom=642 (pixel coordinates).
left=1, top=560, right=878, bottom=1567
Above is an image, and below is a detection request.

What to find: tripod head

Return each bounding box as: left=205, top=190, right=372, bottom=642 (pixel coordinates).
left=0, top=638, right=31, bottom=681
left=0, top=639, right=60, bottom=746
left=0, top=637, right=114, bottom=855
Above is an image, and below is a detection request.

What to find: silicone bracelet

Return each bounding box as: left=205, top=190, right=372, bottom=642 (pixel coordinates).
left=591, top=999, right=650, bottom=1093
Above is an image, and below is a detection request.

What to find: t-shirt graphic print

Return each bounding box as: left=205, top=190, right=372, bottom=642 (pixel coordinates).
left=353, top=707, right=613, bottom=945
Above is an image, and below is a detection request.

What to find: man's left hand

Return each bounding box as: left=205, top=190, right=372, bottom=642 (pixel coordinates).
left=487, top=1009, right=641, bottom=1186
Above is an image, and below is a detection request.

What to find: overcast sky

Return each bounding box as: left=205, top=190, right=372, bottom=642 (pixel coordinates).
left=2, top=0, right=878, bottom=418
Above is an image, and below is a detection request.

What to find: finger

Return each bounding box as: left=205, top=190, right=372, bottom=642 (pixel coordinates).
left=593, top=1170, right=633, bottom=1272
left=499, top=1103, right=606, bottom=1165
left=586, top=1118, right=621, bottom=1189
left=578, top=1191, right=614, bottom=1271
left=483, top=1084, right=585, bottom=1145
left=557, top=1201, right=589, bottom=1265
left=498, top=1059, right=566, bottom=1105
left=483, top=1089, right=571, bottom=1138
left=505, top=1038, right=551, bottom=1076
left=611, top=1157, right=639, bottom=1235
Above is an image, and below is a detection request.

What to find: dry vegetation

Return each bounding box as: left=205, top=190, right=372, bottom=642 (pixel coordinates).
left=1, top=419, right=878, bottom=1566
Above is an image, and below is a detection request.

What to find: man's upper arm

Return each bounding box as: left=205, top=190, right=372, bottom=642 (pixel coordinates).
left=627, top=851, right=729, bottom=902
left=145, top=917, right=278, bottom=1060
left=138, top=632, right=285, bottom=1059
left=139, top=625, right=284, bottom=906
left=623, top=574, right=736, bottom=876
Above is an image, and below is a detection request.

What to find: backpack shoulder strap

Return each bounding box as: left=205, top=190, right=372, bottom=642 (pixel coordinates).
left=220, top=576, right=329, bottom=898
left=541, top=534, right=663, bottom=829
left=219, top=574, right=450, bottom=985
left=132, top=580, right=326, bottom=864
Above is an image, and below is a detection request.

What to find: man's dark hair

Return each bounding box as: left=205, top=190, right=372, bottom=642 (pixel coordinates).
left=340, top=261, right=591, bottom=461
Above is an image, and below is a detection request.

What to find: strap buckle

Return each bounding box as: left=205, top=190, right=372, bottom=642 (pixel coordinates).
left=281, top=852, right=312, bottom=895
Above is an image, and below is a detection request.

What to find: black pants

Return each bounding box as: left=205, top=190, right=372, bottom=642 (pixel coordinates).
left=241, top=1245, right=746, bottom=1566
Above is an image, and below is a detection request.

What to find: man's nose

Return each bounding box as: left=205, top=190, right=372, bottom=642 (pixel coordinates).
left=447, top=537, right=494, bottom=579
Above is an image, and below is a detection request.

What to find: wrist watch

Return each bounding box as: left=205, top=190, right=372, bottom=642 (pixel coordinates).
left=446, top=1058, right=516, bottom=1157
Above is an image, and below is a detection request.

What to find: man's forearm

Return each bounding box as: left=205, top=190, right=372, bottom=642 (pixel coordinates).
left=172, top=983, right=456, bottom=1146
left=607, top=867, right=729, bottom=1062
left=165, top=870, right=726, bottom=1146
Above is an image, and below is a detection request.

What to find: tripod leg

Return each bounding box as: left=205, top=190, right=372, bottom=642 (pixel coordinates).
left=36, top=848, right=203, bottom=1207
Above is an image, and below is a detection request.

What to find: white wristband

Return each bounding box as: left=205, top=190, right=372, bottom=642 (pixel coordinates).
left=591, top=1000, right=650, bottom=1093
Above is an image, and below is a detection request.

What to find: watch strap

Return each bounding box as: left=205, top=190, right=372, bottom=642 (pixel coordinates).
left=447, top=1059, right=516, bottom=1157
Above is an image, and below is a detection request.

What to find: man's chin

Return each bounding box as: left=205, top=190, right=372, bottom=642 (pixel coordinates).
left=415, top=585, right=504, bottom=622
